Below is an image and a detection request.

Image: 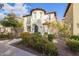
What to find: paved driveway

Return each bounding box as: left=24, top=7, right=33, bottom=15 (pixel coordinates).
left=0, top=39, right=36, bottom=56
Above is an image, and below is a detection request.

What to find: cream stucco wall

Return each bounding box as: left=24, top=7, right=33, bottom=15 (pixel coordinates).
left=31, top=10, right=45, bottom=33
left=23, top=9, right=57, bottom=34
left=24, top=17, right=27, bottom=32
left=31, top=10, right=45, bottom=24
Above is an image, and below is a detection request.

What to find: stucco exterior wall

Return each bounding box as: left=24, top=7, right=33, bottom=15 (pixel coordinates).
left=31, top=10, right=45, bottom=25
left=23, top=9, right=57, bottom=34
left=73, top=3, right=79, bottom=35
left=24, top=17, right=27, bottom=32
left=64, top=3, right=79, bottom=35
left=64, top=4, right=73, bottom=35
left=31, top=10, right=45, bottom=33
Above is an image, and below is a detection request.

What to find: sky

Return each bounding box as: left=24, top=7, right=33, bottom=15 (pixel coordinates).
left=0, top=3, right=68, bottom=21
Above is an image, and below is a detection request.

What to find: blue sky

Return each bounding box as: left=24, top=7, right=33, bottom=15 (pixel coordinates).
left=0, top=3, right=68, bottom=20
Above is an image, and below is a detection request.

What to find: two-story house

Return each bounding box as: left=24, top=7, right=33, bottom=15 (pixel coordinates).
left=23, top=8, right=57, bottom=34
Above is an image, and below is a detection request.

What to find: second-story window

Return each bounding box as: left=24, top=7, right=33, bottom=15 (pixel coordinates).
left=27, top=17, right=30, bottom=25
left=40, top=12, right=42, bottom=18
left=49, top=14, right=51, bottom=20
left=34, top=12, right=36, bottom=19
left=77, top=23, right=79, bottom=28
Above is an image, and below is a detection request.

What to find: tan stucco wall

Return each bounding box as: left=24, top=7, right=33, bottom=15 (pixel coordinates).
left=73, top=3, right=79, bottom=35
left=64, top=4, right=73, bottom=35
left=64, top=3, right=79, bottom=35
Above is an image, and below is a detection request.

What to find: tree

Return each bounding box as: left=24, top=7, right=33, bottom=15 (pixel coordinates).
left=0, top=13, right=23, bottom=34
left=57, top=22, right=71, bottom=37
left=18, top=20, right=23, bottom=28
left=43, top=20, right=58, bottom=34
left=43, top=21, right=50, bottom=33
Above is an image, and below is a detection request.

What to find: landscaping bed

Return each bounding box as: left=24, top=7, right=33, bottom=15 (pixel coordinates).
left=15, top=32, right=58, bottom=56
left=66, top=35, right=79, bottom=52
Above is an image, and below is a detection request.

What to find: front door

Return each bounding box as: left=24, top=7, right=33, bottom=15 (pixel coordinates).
left=34, top=25, right=38, bottom=32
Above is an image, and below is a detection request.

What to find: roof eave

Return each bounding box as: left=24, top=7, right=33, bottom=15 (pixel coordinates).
left=64, top=3, right=71, bottom=17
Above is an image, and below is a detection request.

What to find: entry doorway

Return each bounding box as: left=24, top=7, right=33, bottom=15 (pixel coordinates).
left=34, top=25, right=38, bottom=32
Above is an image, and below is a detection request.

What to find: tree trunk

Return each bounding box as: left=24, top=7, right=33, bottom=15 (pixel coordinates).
left=13, top=27, right=18, bottom=38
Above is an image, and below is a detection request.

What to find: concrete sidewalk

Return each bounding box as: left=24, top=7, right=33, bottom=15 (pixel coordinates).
left=0, top=43, right=36, bottom=56
left=0, top=39, right=36, bottom=56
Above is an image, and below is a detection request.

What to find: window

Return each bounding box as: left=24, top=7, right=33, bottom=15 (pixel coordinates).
left=40, top=12, right=42, bottom=18
left=27, top=17, right=31, bottom=25
left=49, top=14, right=51, bottom=20
left=77, top=23, right=79, bottom=28
left=34, top=12, right=36, bottom=19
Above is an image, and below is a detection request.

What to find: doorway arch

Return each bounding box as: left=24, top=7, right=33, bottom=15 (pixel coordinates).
left=34, top=25, right=38, bottom=32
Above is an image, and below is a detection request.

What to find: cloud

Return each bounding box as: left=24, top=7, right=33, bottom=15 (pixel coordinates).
left=13, top=3, right=29, bottom=17
left=3, top=3, right=14, bottom=13
left=1, top=3, right=31, bottom=17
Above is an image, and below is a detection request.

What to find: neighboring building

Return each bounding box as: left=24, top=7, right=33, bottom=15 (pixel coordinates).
left=0, top=24, right=12, bottom=33
left=64, top=3, right=79, bottom=35
left=23, top=8, right=57, bottom=34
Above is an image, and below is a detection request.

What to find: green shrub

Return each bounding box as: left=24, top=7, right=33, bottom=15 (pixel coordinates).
left=0, top=33, right=14, bottom=40
left=70, top=35, right=79, bottom=40
left=66, top=39, right=79, bottom=51
left=44, top=32, right=48, bottom=35
left=33, top=32, right=42, bottom=38
left=31, top=32, right=43, bottom=48
left=7, top=33, right=14, bottom=39
left=31, top=32, right=42, bottom=42
left=48, top=34, right=54, bottom=41
left=20, top=32, right=32, bottom=44
left=20, top=32, right=42, bottom=47
left=43, top=32, right=48, bottom=40
left=33, top=39, right=45, bottom=53
left=44, top=42, right=58, bottom=56
left=20, top=32, right=58, bottom=55
left=33, top=40, right=58, bottom=56
left=0, top=33, right=6, bottom=38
